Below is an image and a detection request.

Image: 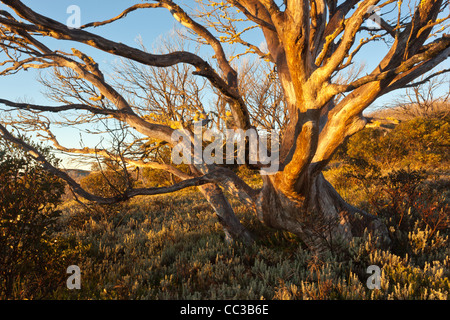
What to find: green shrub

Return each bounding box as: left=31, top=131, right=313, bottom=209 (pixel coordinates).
left=354, top=168, right=448, bottom=261
left=381, top=117, right=449, bottom=167
left=140, top=167, right=173, bottom=187
left=338, top=116, right=450, bottom=169
left=80, top=170, right=133, bottom=198
left=77, top=168, right=138, bottom=224
left=0, top=138, right=85, bottom=299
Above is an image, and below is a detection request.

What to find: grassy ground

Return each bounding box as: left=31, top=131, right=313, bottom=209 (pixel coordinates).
left=51, top=181, right=448, bottom=300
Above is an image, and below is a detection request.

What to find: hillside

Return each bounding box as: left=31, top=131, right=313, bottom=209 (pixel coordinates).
left=2, top=115, right=449, bottom=300
left=366, top=101, right=449, bottom=123
left=58, top=115, right=450, bottom=300
left=64, top=169, right=91, bottom=182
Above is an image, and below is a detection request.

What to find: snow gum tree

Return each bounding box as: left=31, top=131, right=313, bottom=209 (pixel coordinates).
left=0, top=0, right=449, bottom=252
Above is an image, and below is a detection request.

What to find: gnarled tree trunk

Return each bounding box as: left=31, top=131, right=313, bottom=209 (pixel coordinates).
left=256, top=172, right=389, bottom=252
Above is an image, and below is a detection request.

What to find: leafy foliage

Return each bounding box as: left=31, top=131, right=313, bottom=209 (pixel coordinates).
left=0, top=138, right=86, bottom=299
left=342, top=116, right=450, bottom=169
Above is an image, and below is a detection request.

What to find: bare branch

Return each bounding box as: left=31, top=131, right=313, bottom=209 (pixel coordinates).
left=0, top=122, right=217, bottom=203
left=260, top=0, right=281, bottom=16
left=327, top=35, right=450, bottom=96
left=403, top=68, right=450, bottom=88
left=153, top=0, right=252, bottom=129
left=41, top=124, right=194, bottom=181
left=80, top=3, right=163, bottom=29
left=0, top=98, right=122, bottom=116
left=313, top=0, right=381, bottom=84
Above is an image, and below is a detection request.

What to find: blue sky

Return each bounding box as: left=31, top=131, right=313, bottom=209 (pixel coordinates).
left=0, top=1, right=449, bottom=168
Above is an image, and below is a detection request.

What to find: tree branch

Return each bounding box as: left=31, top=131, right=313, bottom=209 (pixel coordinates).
left=40, top=124, right=194, bottom=181
left=313, top=0, right=380, bottom=84
left=402, top=68, right=450, bottom=89
left=0, top=122, right=217, bottom=204
left=0, top=98, right=122, bottom=117
left=227, top=0, right=276, bottom=31
left=80, top=3, right=163, bottom=29
left=154, top=0, right=252, bottom=129
left=326, top=35, right=450, bottom=96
